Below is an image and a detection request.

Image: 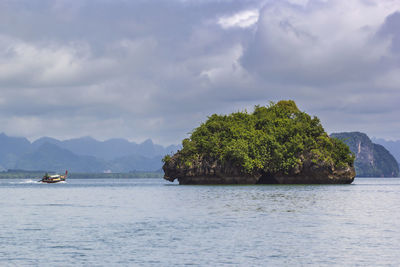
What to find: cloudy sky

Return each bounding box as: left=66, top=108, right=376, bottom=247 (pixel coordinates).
left=0, top=0, right=399, bottom=145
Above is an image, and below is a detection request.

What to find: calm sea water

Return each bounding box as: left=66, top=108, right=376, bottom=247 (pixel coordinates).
left=1, top=178, right=400, bottom=266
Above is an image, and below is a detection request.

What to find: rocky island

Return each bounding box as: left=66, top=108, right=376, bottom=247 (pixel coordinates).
left=163, top=100, right=356, bottom=184
left=331, top=132, right=399, bottom=177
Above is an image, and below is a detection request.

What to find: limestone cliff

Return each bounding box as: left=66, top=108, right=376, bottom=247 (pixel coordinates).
left=330, top=132, right=399, bottom=177
left=163, top=153, right=355, bottom=184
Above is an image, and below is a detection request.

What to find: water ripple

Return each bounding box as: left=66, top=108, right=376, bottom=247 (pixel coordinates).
left=0, top=178, right=400, bottom=266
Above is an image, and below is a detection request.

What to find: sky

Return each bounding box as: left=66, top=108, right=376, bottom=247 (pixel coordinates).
left=0, top=0, right=400, bottom=145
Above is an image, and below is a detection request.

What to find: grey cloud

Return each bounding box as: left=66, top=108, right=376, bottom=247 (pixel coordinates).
left=237, top=1, right=400, bottom=140
left=241, top=1, right=392, bottom=86
left=377, top=11, right=400, bottom=53
left=0, top=0, right=262, bottom=144
left=0, top=0, right=400, bottom=144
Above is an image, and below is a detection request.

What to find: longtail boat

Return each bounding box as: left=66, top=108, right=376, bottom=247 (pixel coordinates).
left=39, top=170, right=68, bottom=183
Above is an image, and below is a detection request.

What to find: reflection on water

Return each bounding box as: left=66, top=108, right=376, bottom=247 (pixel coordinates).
left=0, top=178, right=400, bottom=265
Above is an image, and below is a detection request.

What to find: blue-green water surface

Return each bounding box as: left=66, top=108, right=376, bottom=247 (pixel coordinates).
left=1, top=178, right=400, bottom=266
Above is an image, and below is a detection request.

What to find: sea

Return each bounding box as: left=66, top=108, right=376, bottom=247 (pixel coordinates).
left=1, top=178, right=400, bottom=266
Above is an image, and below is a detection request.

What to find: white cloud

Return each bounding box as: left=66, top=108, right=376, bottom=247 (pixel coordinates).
left=0, top=35, right=115, bottom=87
left=218, top=9, right=259, bottom=29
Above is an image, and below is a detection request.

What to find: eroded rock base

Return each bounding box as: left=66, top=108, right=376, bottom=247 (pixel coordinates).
left=175, top=175, right=354, bottom=185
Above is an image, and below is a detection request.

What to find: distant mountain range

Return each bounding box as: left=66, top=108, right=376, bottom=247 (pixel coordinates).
left=1, top=131, right=399, bottom=176
left=331, top=132, right=399, bottom=177
left=0, top=133, right=180, bottom=173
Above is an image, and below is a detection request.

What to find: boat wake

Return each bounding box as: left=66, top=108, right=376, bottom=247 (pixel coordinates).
left=36, top=180, right=67, bottom=184
left=18, top=179, right=40, bottom=184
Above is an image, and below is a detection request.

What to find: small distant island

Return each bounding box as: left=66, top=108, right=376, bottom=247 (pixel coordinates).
left=163, top=100, right=356, bottom=184
left=331, top=132, right=399, bottom=177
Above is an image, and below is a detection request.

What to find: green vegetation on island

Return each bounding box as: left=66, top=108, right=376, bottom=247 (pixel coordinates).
left=164, top=100, right=354, bottom=178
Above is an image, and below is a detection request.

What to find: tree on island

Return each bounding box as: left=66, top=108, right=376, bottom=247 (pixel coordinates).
left=163, top=100, right=355, bottom=184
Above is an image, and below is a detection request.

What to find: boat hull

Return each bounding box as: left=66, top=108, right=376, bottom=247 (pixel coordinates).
left=40, top=178, right=66, bottom=183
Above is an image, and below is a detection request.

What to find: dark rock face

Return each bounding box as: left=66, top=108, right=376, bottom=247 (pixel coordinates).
left=331, top=132, right=399, bottom=177
left=163, top=156, right=261, bottom=184
left=372, top=138, right=400, bottom=164
left=163, top=154, right=355, bottom=185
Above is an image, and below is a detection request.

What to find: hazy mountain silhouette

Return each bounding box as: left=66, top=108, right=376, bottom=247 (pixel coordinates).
left=0, top=132, right=179, bottom=172
left=372, top=138, right=400, bottom=164
left=15, top=143, right=108, bottom=172
left=32, top=136, right=179, bottom=160
left=111, top=154, right=164, bottom=172
left=0, top=133, right=31, bottom=170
